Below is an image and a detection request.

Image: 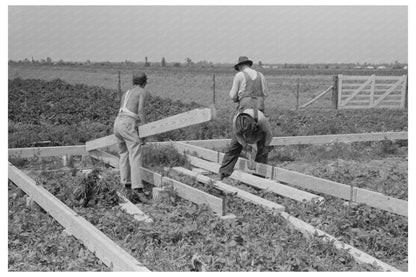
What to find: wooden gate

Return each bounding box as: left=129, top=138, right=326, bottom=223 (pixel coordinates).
left=337, top=75, right=407, bottom=109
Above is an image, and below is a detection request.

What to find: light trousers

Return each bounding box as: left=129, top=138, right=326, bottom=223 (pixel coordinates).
left=113, top=115, right=143, bottom=189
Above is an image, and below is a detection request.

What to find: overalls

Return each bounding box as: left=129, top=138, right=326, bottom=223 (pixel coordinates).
left=237, top=71, right=265, bottom=113
left=113, top=90, right=143, bottom=189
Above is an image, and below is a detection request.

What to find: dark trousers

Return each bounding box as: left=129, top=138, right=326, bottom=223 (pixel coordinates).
left=218, top=135, right=268, bottom=177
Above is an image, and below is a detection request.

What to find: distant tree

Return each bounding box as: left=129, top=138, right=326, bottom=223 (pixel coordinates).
left=173, top=62, right=181, bottom=67
left=185, top=57, right=193, bottom=67
left=161, top=57, right=166, bottom=67
left=46, top=57, right=52, bottom=64
left=145, top=57, right=150, bottom=67
left=258, top=61, right=263, bottom=67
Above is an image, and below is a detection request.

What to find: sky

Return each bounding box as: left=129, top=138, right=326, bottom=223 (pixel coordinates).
left=8, top=5, right=408, bottom=64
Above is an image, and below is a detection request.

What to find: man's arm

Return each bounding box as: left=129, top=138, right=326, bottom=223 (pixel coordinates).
left=138, top=90, right=147, bottom=124
left=234, top=131, right=247, bottom=148
left=229, top=73, right=242, bottom=102
left=260, top=73, right=268, bottom=97
left=259, top=118, right=273, bottom=146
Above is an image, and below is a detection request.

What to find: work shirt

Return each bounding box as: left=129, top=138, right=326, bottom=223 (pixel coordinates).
left=232, top=109, right=273, bottom=147
left=229, top=67, right=268, bottom=102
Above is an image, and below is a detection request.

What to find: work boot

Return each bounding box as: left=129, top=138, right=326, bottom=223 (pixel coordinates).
left=127, top=188, right=151, bottom=204
left=217, top=172, right=228, bottom=181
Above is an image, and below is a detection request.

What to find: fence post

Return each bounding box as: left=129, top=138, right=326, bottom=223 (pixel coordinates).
left=212, top=74, right=216, bottom=106
left=332, top=75, right=338, bottom=109
left=405, top=75, right=408, bottom=109
left=118, top=71, right=122, bottom=100
left=295, top=77, right=300, bottom=110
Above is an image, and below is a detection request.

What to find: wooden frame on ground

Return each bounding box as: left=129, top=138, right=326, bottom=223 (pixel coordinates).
left=171, top=166, right=399, bottom=272
left=186, top=154, right=324, bottom=203
left=171, top=142, right=407, bottom=217
left=88, top=150, right=226, bottom=216
left=8, top=163, right=149, bottom=272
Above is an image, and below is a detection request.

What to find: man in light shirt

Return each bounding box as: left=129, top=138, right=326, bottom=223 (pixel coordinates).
left=229, top=56, right=268, bottom=113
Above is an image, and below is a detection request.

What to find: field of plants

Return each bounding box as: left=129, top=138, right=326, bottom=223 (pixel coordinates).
left=8, top=67, right=408, bottom=271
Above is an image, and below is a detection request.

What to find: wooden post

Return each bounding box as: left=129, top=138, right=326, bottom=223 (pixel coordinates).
left=405, top=75, right=408, bottom=109
left=212, top=74, right=216, bottom=105
left=295, top=77, right=300, bottom=110
left=332, top=75, right=338, bottom=109
left=369, top=74, right=375, bottom=108
left=118, top=71, right=122, bottom=100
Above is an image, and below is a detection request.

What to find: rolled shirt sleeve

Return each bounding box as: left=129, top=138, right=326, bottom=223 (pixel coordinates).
left=229, top=72, right=243, bottom=102
left=260, top=73, right=268, bottom=97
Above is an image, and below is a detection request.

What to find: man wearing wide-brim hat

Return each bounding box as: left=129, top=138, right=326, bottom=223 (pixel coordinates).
left=230, top=56, right=268, bottom=113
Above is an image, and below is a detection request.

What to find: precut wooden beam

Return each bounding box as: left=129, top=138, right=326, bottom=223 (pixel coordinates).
left=180, top=131, right=408, bottom=149
left=9, top=145, right=87, bottom=158
left=170, top=167, right=285, bottom=212
left=186, top=154, right=324, bottom=203
left=8, top=163, right=149, bottom=272
left=86, top=106, right=216, bottom=151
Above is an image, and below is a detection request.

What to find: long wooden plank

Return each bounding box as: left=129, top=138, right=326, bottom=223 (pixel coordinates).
left=86, top=106, right=215, bottom=151
left=8, top=164, right=149, bottom=271
left=171, top=167, right=285, bottom=212
left=162, top=176, right=225, bottom=215
left=180, top=132, right=408, bottom=149
left=341, top=75, right=405, bottom=81
left=172, top=142, right=408, bottom=217
left=171, top=167, right=398, bottom=271
left=9, top=145, right=87, bottom=158
left=299, top=86, right=333, bottom=109
left=186, top=155, right=324, bottom=203
left=86, top=135, right=118, bottom=152
left=139, top=106, right=215, bottom=138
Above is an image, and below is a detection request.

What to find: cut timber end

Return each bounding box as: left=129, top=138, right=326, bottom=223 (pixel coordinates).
left=152, top=187, right=171, bottom=202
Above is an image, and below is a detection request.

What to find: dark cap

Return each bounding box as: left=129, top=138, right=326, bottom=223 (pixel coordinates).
left=235, top=113, right=256, bottom=134
left=133, top=72, right=147, bottom=86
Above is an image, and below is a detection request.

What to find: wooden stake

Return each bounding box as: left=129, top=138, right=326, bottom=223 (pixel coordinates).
left=296, top=77, right=300, bottom=110
left=212, top=74, right=216, bottom=106
left=332, top=75, right=338, bottom=109
left=118, top=71, right=122, bottom=100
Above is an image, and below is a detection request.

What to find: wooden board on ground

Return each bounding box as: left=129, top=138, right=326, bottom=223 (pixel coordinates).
left=169, top=166, right=399, bottom=272
left=8, top=163, right=149, bottom=272
left=170, top=167, right=285, bottom=212
left=86, top=106, right=215, bottom=151
left=9, top=145, right=87, bottom=158
left=117, top=192, right=153, bottom=223
left=162, top=176, right=225, bottom=215
left=180, top=131, right=408, bottom=149
left=171, top=142, right=407, bottom=217
left=186, top=154, right=324, bottom=203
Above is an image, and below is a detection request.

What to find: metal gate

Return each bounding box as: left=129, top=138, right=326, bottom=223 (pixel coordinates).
left=337, top=75, right=407, bottom=109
